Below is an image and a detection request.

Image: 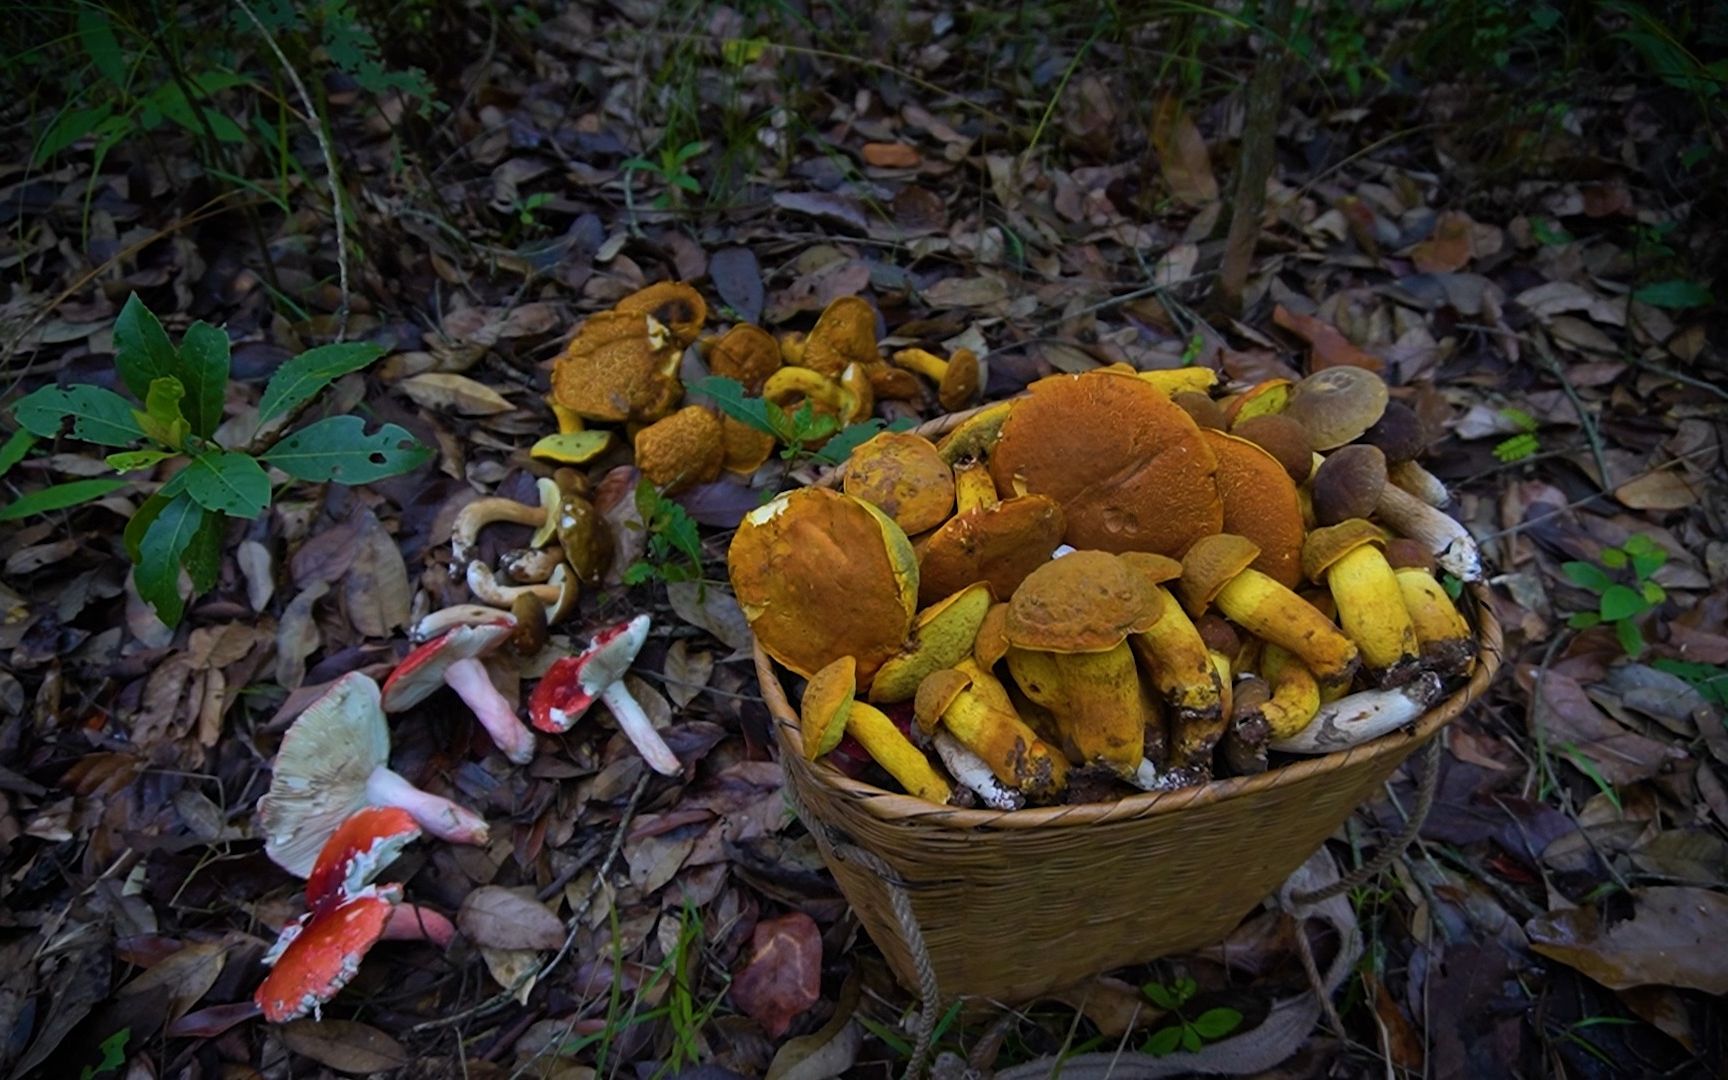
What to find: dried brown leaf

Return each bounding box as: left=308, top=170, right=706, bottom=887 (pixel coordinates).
left=1272, top=304, right=1383, bottom=373
left=1527, top=887, right=1728, bottom=994
left=280, top=1019, right=409, bottom=1074
left=1150, top=95, right=1217, bottom=205
left=1409, top=210, right=1474, bottom=274
left=730, top=912, right=822, bottom=1039
left=458, top=886, right=566, bottom=951
left=399, top=373, right=515, bottom=415
left=343, top=509, right=411, bottom=638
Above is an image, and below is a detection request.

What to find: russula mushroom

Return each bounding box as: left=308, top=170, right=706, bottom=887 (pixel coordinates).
left=1386, top=550, right=1476, bottom=676
left=1303, top=519, right=1423, bottom=687
left=913, top=659, right=1067, bottom=799
left=451, top=478, right=561, bottom=565
left=1201, top=428, right=1306, bottom=588
left=869, top=583, right=993, bottom=703
left=550, top=310, right=683, bottom=424
left=529, top=614, right=681, bottom=777
left=1118, top=552, right=1225, bottom=772
left=841, top=431, right=956, bottom=536
left=988, top=369, right=1222, bottom=557
left=382, top=904, right=458, bottom=949
left=382, top=621, right=539, bottom=766
left=257, top=673, right=489, bottom=877
left=1002, top=550, right=1159, bottom=778
left=934, top=400, right=1013, bottom=466
left=254, top=884, right=401, bottom=1022
left=798, top=296, right=879, bottom=378
left=800, top=655, right=952, bottom=803
left=613, top=281, right=707, bottom=345
left=704, top=324, right=782, bottom=392
left=915, top=461, right=1066, bottom=606
left=1283, top=366, right=1388, bottom=450
left=1269, top=672, right=1443, bottom=753
left=890, top=347, right=982, bottom=413
left=1178, top=533, right=1361, bottom=694
left=303, top=806, right=420, bottom=910
left=727, top=487, right=918, bottom=684
left=634, top=405, right=724, bottom=493
left=1138, top=367, right=1219, bottom=397
left=1231, top=413, right=1314, bottom=485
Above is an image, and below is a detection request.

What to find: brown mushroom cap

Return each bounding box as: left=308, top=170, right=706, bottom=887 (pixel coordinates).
left=719, top=415, right=777, bottom=475
left=973, top=601, right=1011, bottom=666
left=1201, top=429, right=1306, bottom=589
left=1004, top=550, right=1159, bottom=653
left=551, top=311, right=682, bottom=423
left=705, top=324, right=781, bottom=392
left=727, top=487, right=918, bottom=682
left=801, top=296, right=878, bottom=377
left=1118, top=550, right=1184, bottom=586
left=1230, top=413, right=1314, bottom=484
left=1302, top=518, right=1388, bottom=582
left=988, top=370, right=1222, bottom=557
left=1383, top=537, right=1436, bottom=573
left=556, top=491, right=614, bottom=585
left=868, top=364, right=926, bottom=401
left=916, top=493, right=1066, bottom=606
left=1359, top=400, right=1428, bottom=464
left=1177, top=533, right=1262, bottom=614
left=1171, top=391, right=1227, bottom=430
left=937, top=349, right=982, bottom=413
left=843, top=432, right=956, bottom=536
left=1194, top=613, right=1242, bottom=658
left=614, top=281, right=707, bottom=345
left=913, top=667, right=973, bottom=734
left=1284, top=367, right=1389, bottom=450
left=633, top=406, right=724, bottom=493
left=1311, top=444, right=1388, bottom=526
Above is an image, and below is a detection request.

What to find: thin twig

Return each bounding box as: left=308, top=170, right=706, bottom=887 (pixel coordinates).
left=234, top=0, right=351, bottom=339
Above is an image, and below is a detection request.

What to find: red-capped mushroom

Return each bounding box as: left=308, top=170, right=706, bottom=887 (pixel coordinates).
left=254, top=884, right=401, bottom=1022
left=528, top=614, right=680, bottom=776
left=381, top=621, right=537, bottom=766
left=304, top=806, right=421, bottom=911
left=256, top=673, right=489, bottom=878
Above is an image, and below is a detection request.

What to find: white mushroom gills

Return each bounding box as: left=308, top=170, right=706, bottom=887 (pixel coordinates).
left=932, top=731, right=1023, bottom=810
left=556, top=614, right=682, bottom=777
left=1268, top=671, right=1444, bottom=754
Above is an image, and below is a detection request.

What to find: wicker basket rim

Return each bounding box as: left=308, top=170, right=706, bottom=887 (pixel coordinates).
left=755, top=401, right=1505, bottom=832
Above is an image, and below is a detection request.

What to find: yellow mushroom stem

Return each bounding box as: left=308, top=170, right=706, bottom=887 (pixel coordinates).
left=952, top=461, right=998, bottom=513
left=846, top=701, right=953, bottom=804
left=937, top=684, right=1068, bottom=798
left=1212, top=569, right=1360, bottom=694
left=762, top=366, right=850, bottom=416
left=1395, top=568, right=1476, bottom=675
left=549, top=400, right=586, bottom=435
left=1210, top=651, right=1233, bottom=724
left=1137, top=368, right=1218, bottom=397
left=1006, top=645, right=1145, bottom=779
left=1323, top=546, right=1422, bottom=685
left=890, top=347, right=950, bottom=383
left=1129, top=587, right=1224, bottom=743
left=1259, top=643, right=1322, bottom=740
left=838, top=363, right=875, bottom=425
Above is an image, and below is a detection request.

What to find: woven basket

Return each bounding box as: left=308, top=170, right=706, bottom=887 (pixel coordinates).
left=754, top=410, right=1504, bottom=1005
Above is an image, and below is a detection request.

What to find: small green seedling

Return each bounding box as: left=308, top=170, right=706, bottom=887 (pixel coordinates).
left=622, top=139, right=708, bottom=210
left=5, top=294, right=431, bottom=628
left=688, top=375, right=915, bottom=467
left=81, top=1028, right=130, bottom=1079
left=1493, top=407, right=1541, bottom=463
left=1140, top=974, right=1242, bottom=1056
left=622, top=478, right=704, bottom=586
left=1562, top=534, right=1668, bottom=656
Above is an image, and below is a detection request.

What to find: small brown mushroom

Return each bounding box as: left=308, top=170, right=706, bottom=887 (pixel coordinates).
left=1311, top=444, right=1388, bottom=526
left=1171, top=390, right=1227, bottom=430
left=1231, top=413, right=1314, bottom=485
left=891, top=347, right=982, bottom=413
left=799, top=296, right=879, bottom=378
left=1284, top=366, right=1389, bottom=450
left=1359, top=400, right=1427, bottom=464
left=556, top=490, right=615, bottom=586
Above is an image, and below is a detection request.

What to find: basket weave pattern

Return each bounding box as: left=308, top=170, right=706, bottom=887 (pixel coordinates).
left=754, top=412, right=1505, bottom=1004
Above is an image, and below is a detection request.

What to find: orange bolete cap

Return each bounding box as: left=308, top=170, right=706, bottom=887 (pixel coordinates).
left=727, top=487, right=918, bottom=682
left=634, top=405, right=724, bottom=493
left=1004, top=550, right=1158, bottom=653
left=614, top=281, right=707, bottom=345
left=1176, top=534, right=1262, bottom=615
left=705, top=324, right=781, bottom=392
left=916, top=493, right=1065, bottom=606
left=1201, top=429, right=1305, bottom=588
left=842, top=431, right=956, bottom=536
left=801, top=296, right=879, bottom=377
left=799, top=656, right=857, bottom=759
left=988, top=370, right=1221, bottom=556
left=551, top=310, right=682, bottom=423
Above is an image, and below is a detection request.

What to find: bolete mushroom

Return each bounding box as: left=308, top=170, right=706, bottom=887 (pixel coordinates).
left=1386, top=547, right=1476, bottom=676
left=1303, top=519, right=1423, bottom=687
left=1138, top=367, right=1219, bottom=397
left=915, top=461, right=1066, bottom=606
left=1268, top=672, right=1443, bottom=753
left=451, top=478, right=561, bottom=565
left=891, top=347, right=982, bottom=413
left=1178, top=533, right=1361, bottom=694
left=841, top=431, right=956, bottom=536
left=762, top=366, right=858, bottom=425
left=551, top=310, right=683, bottom=424
left=935, top=400, right=1013, bottom=466
left=529, top=614, right=681, bottom=777
left=634, top=405, right=724, bottom=493
left=799, top=296, right=879, bottom=378
left=1231, top=413, right=1314, bottom=485
left=257, top=673, right=490, bottom=878
left=1255, top=642, right=1322, bottom=740
left=1201, top=428, right=1305, bottom=588
left=912, top=658, right=1067, bottom=799
left=1002, top=550, right=1159, bottom=778
left=382, top=621, right=539, bottom=765
left=1359, top=400, right=1427, bottom=464
left=1118, top=552, right=1225, bottom=772
left=1171, top=390, right=1228, bottom=430
left=931, top=731, right=1024, bottom=810
left=1283, top=366, right=1388, bottom=450
left=704, top=324, right=782, bottom=392
left=800, top=655, right=952, bottom=803
left=1311, top=444, right=1388, bottom=527
left=988, top=370, right=1221, bottom=557
left=530, top=430, right=614, bottom=466
left=1220, top=378, right=1293, bottom=427
left=869, top=583, right=993, bottom=703
left=613, top=281, right=707, bottom=345
left=727, top=487, right=918, bottom=684
left=1221, top=677, right=1271, bottom=776
left=1311, top=446, right=1480, bottom=580
left=555, top=487, right=614, bottom=586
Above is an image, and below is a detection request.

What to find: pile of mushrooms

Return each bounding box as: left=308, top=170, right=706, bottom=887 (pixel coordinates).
left=727, top=365, right=1484, bottom=809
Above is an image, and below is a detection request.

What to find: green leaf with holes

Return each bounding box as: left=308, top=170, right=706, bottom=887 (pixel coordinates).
left=262, top=416, right=431, bottom=483
left=13, top=384, right=147, bottom=447
left=180, top=449, right=270, bottom=518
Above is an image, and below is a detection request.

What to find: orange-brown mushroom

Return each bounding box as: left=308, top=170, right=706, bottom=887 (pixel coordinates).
left=988, top=370, right=1221, bottom=557
left=891, top=347, right=982, bottom=413
left=1201, top=428, right=1305, bottom=589
left=915, top=462, right=1065, bottom=606
left=633, top=406, right=724, bottom=493
left=551, top=311, right=683, bottom=423
left=614, top=281, right=707, bottom=345
left=800, top=296, right=879, bottom=378
left=704, top=324, right=781, bottom=392
left=842, top=431, right=956, bottom=536
left=913, top=659, right=1068, bottom=799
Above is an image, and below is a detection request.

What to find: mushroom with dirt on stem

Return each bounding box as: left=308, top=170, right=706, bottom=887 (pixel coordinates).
left=382, top=620, right=539, bottom=766
left=1268, top=672, right=1444, bottom=753
left=1303, top=519, right=1424, bottom=687
left=1119, top=552, right=1226, bottom=772
left=529, top=614, right=681, bottom=776
left=1385, top=542, right=1476, bottom=676
left=913, top=659, right=1069, bottom=800
left=1310, top=445, right=1481, bottom=580
left=451, top=477, right=562, bottom=566
left=256, top=672, right=490, bottom=879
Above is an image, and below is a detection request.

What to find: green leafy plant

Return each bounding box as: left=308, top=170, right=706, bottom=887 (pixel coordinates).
left=1139, top=974, right=1242, bottom=1055
left=80, top=1028, right=130, bottom=1080
left=622, top=478, right=704, bottom=586
left=514, top=191, right=555, bottom=227
left=689, top=375, right=915, bottom=467
left=1561, top=533, right=1668, bottom=656
left=622, top=139, right=708, bottom=211
left=5, top=295, right=431, bottom=628
left=1494, top=406, right=1541, bottom=463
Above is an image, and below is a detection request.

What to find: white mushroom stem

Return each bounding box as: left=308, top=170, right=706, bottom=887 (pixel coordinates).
left=412, top=605, right=513, bottom=643
left=1374, top=484, right=1483, bottom=582
left=598, top=681, right=682, bottom=776
left=382, top=904, right=457, bottom=949
left=363, top=767, right=490, bottom=845
left=1388, top=460, right=1451, bottom=508
left=450, top=479, right=561, bottom=567
left=442, top=658, right=537, bottom=765
left=933, top=731, right=1024, bottom=810
left=1130, top=759, right=1206, bottom=793
left=1269, top=672, right=1444, bottom=754
left=502, top=547, right=564, bottom=584
left=467, top=562, right=565, bottom=607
